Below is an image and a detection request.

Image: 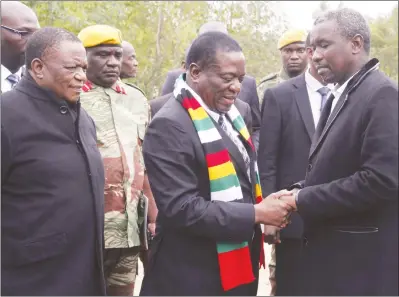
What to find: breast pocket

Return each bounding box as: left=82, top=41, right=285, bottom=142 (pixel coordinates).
left=3, top=232, right=68, bottom=267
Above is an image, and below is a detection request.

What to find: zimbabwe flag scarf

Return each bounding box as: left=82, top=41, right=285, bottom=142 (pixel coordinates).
left=174, top=74, right=265, bottom=291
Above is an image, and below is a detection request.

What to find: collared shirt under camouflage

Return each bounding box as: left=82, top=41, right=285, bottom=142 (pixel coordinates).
left=257, top=69, right=290, bottom=106
left=80, top=80, right=150, bottom=249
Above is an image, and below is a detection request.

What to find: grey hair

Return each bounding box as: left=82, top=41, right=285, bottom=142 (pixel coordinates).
left=314, top=8, right=371, bottom=54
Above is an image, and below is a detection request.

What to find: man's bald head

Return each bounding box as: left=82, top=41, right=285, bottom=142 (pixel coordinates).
left=198, top=21, right=228, bottom=36
left=120, top=40, right=138, bottom=79
left=1, top=1, right=40, bottom=73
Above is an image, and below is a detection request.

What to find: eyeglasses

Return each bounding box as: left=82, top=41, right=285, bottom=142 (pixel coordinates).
left=1, top=25, right=33, bottom=38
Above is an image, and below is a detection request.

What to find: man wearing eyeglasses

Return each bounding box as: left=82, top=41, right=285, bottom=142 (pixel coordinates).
left=1, top=1, right=39, bottom=93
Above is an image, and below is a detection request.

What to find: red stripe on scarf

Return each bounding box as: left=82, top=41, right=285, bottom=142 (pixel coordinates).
left=206, top=150, right=231, bottom=167
left=218, top=246, right=255, bottom=291
left=182, top=96, right=201, bottom=110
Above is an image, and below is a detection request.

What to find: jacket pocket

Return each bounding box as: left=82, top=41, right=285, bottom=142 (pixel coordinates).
left=4, top=232, right=68, bottom=267
left=333, top=226, right=379, bottom=234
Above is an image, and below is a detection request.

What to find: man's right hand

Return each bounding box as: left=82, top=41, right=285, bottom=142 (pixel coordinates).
left=254, top=190, right=294, bottom=227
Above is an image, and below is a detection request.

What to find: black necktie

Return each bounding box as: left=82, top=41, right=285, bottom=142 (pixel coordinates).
left=313, top=93, right=335, bottom=143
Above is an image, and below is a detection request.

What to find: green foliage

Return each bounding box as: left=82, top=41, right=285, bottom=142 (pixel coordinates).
left=22, top=1, right=398, bottom=98
left=370, top=5, right=398, bottom=81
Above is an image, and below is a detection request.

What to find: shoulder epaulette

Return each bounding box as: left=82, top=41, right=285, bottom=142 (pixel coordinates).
left=258, top=73, right=278, bottom=85
left=82, top=81, right=94, bottom=92
left=124, top=82, right=147, bottom=97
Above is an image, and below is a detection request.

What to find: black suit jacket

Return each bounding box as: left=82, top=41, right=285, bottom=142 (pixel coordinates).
left=258, top=73, right=314, bottom=239
left=296, top=59, right=398, bottom=295
left=1, top=75, right=106, bottom=295
left=161, top=69, right=261, bottom=149
left=140, top=97, right=262, bottom=296
left=149, top=92, right=173, bottom=118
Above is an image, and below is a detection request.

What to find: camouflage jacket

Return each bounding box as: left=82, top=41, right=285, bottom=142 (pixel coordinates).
left=80, top=80, right=150, bottom=249
left=257, top=69, right=290, bottom=106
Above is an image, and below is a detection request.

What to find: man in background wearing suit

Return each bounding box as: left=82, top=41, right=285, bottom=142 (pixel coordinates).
left=280, top=8, right=398, bottom=295
left=1, top=1, right=39, bottom=93
left=158, top=21, right=261, bottom=149
left=140, top=32, right=293, bottom=296
left=258, top=33, right=333, bottom=296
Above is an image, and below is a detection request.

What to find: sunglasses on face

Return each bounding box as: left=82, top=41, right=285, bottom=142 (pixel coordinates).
left=1, top=25, right=33, bottom=39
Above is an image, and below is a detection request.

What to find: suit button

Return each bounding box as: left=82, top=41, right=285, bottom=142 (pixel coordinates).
left=307, top=163, right=313, bottom=172
left=59, top=106, right=68, bottom=114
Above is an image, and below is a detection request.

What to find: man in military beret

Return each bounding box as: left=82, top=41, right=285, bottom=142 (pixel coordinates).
left=77, top=24, right=157, bottom=296
left=257, top=29, right=309, bottom=112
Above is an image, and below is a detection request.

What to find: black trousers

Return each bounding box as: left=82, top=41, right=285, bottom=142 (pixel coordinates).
left=275, top=238, right=304, bottom=296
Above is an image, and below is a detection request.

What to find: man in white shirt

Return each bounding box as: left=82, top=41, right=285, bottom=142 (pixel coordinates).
left=258, top=33, right=332, bottom=296
left=1, top=1, right=39, bottom=93
left=279, top=8, right=398, bottom=295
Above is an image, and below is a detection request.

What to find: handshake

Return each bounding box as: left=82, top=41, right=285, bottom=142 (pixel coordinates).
left=254, top=189, right=299, bottom=229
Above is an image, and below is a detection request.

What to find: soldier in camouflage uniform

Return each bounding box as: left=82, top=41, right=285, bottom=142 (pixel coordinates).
left=257, top=29, right=308, bottom=113
left=257, top=69, right=290, bottom=111
left=78, top=25, right=156, bottom=296
left=258, top=29, right=308, bottom=295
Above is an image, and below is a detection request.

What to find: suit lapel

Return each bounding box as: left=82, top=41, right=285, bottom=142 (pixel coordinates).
left=293, top=74, right=315, bottom=140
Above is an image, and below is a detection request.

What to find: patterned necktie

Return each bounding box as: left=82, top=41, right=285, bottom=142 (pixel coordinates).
left=218, top=115, right=251, bottom=178
left=317, top=86, right=330, bottom=111
left=7, top=73, right=20, bottom=89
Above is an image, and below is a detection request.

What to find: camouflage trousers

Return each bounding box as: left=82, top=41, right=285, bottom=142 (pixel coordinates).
left=269, top=244, right=277, bottom=296
left=104, top=246, right=140, bottom=296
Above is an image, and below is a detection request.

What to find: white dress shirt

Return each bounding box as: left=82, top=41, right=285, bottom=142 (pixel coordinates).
left=330, top=71, right=359, bottom=115
left=305, top=69, right=334, bottom=127
left=1, top=64, right=22, bottom=93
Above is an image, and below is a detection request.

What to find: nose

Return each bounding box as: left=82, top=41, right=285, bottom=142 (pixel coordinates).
left=75, top=68, right=87, bottom=82
left=133, top=59, right=138, bottom=67
left=312, top=48, right=322, bottom=64
left=290, top=50, right=299, bottom=60
left=107, top=55, right=120, bottom=67
left=229, top=79, right=241, bottom=94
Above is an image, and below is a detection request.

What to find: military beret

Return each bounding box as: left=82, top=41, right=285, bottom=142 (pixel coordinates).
left=277, top=29, right=307, bottom=50
left=78, top=24, right=122, bottom=48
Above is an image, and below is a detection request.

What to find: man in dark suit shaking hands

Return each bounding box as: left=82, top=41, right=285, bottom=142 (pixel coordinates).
left=258, top=33, right=333, bottom=295
left=278, top=8, right=398, bottom=296
left=140, top=32, right=294, bottom=296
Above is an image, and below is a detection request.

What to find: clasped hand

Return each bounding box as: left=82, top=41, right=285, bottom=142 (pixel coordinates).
left=254, top=189, right=297, bottom=230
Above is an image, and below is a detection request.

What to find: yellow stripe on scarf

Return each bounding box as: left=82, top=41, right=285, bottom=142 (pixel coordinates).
left=187, top=107, right=208, bottom=121
left=209, top=162, right=236, bottom=180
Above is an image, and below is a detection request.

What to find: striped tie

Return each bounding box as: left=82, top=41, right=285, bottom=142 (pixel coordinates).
left=317, top=86, right=330, bottom=111
left=218, top=115, right=251, bottom=178
left=7, top=73, right=20, bottom=89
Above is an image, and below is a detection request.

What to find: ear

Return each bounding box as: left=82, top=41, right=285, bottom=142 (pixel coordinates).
left=31, top=58, right=45, bottom=79
left=188, top=63, right=202, bottom=83
left=351, top=34, right=364, bottom=54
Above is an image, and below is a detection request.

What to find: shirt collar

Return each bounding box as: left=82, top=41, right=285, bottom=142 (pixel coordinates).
left=332, top=71, right=360, bottom=98
left=179, top=76, right=221, bottom=123
left=1, top=64, right=22, bottom=79
left=305, top=68, right=334, bottom=93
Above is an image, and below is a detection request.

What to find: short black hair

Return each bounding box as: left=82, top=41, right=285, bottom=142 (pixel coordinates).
left=305, top=32, right=311, bottom=48
left=185, top=31, right=242, bottom=70
left=314, top=8, right=371, bottom=54
left=25, top=27, right=81, bottom=69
